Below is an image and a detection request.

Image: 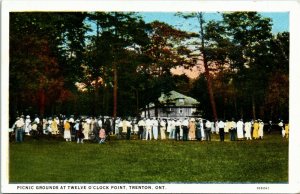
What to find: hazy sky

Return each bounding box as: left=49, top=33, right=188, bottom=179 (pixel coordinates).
left=138, top=12, right=289, bottom=34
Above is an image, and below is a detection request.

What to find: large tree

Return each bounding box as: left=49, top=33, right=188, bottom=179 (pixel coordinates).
left=84, top=12, right=151, bottom=117
left=9, top=12, right=87, bottom=118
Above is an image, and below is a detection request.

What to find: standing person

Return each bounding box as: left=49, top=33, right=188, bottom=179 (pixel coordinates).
left=218, top=119, right=225, bottom=142
left=160, top=119, right=166, bottom=140
left=69, top=115, right=75, bottom=141
left=168, top=119, right=175, bottom=140
left=121, top=118, right=128, bottom=139
left=284, top=122, right=289, bottom=139
left=51, top=117, right=59, bottom=135
left=25, top=115, right=31, bottom=136
left=224, top=120, right=230, bottom=134
left=188, top=118, right=196, bottom=140
left=236, top=119, right=244, bottom=140
left=33, top=114, right=41, bottom=136
left=126, top=118, right=132, bottom=140
left=76, top=120, right=84, bottom=143
left=267, top=121, right=272, bottom=134
left=258, top=120, right=264, bottom=139
left=117, top=118, right=123, bottom=139
left=137, top=118, right=145, bottom=140
left=195, top=119, right=202, bottom=141
left=104, top=118, right=112, bottom=141
left=181, top=118, right=189, bottom=141
left=166, top=119, right=171, bottom=138
left=229, top=119, right=236, bottom=141
left=211, top=122, right=215, bottom=134
left=42, top=117, right=47, bottom=135
left=174, top=119, right=181, bottom=141
left=205, top=120, right=212, bottom=141
left=215, top=121, right=219, bottom=135
left=252, top=120, right=259, bottom=139
left=46, top=117, right=52, bottom=136
left=152, top=118, right=159, bottom=140
left=34, top=114, right=40, bottom=125
left=92, top=117, right=100, bottom=142
left=145, top=118, right=152, bottom=140
left=244, top=120, right=252, bottom=140
left=54, top=117, right=60, bottom=134
left=278, top=120, right=285, bottom=138
left=31, top=121, right=38, bottom=140
left=82, top=120, right=90, bottom=141
left=200, top=119, right=205, bottom=140
left=13, top=117, right=24, bottom=142
left=64, top=120, right=71, bottom=142
left=97, top=117, right=103, bottom=130
left=133, top=118, right=139, bottom=135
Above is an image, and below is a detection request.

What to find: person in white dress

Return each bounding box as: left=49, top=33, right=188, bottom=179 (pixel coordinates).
left=236, top=119, right=244, bottom=140
left=168, top=119, right=175, bottom=139
left=152, top=118, right=159, bottom=140
left=160, top=119, right=166, bottom=140
left=64, top=120, right=71, bottom=142
left=200, top=119, right=205, bottom=140
left=25, top=115, right=31, bottom=135
left=258, top=120, right=264, bottom=139
left=244, top=121, right=252, bottom=140
left=82, top=120, right=90, bottom=140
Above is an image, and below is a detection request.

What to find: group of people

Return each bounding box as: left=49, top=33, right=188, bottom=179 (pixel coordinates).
left=11, top=114, right=289, bottom=143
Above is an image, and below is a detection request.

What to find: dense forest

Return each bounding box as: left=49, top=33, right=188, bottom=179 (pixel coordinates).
left=9, top=12, right=289, bottom=122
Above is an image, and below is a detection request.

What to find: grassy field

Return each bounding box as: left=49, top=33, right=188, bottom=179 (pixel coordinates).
left=9, top=133, right=288, bottom=183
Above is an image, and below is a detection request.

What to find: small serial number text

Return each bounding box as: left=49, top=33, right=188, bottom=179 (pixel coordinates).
left=257, top=186, right=269, bottom=190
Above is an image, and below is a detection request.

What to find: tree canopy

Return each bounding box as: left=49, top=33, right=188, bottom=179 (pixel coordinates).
left=9, top=11, right=289, bottom=122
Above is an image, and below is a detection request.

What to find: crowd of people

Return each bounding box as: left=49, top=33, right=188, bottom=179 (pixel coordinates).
left=10, top=114, right=289, bottom=144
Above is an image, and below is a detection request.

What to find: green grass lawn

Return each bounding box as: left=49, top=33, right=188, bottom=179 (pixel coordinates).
left=9, top=133, right=288, bottom=183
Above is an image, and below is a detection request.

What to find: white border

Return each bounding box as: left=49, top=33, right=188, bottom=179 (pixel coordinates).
left=1, top=0, right=300, bottom=193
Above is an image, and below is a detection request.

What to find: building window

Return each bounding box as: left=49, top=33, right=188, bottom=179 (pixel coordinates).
left=179, top=108, right=183, bottom=114
left=191, top=108, right=196, bottom=113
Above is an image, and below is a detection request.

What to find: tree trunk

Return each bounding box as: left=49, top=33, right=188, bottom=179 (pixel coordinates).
left=198, top=12, right=218, bottom=122
left=252, top=94, right=256, bottom=120
left=38, top=89, right=46, bottom=117
left=147, top=104, right=150, bottom=118
left=94, top=79, right=99, bottom=116
left=113, top=62, right=118, bottom=119
left=136, top=90, right=139, bottom=117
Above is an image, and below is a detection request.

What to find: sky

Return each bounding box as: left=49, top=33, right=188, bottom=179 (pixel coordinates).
left=138, top=12, right=289, bottom=34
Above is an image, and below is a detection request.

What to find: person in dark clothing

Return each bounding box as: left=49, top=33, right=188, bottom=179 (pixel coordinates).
left=92, top=118, right=100, bottom=142
left=218, top=120, right=225, bottom=142
left=195, top=119, right=202, bottom=141
left=267, top=121, right=272, bottom=134
left=104, top=118, right=112, bottom=141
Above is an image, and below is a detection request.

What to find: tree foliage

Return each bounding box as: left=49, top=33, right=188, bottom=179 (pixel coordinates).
left=9, top=12, right=289, bottom=122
